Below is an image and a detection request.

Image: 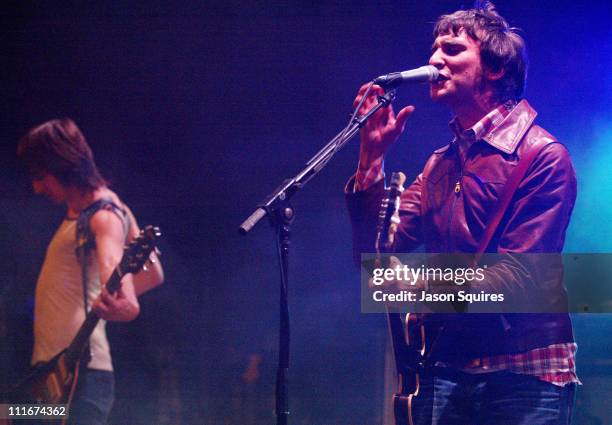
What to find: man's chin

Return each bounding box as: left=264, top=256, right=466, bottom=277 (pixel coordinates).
left=429, top=90, right=447, bottom=103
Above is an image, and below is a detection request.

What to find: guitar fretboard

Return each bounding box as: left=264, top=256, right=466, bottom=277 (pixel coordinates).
left=65, top=269, right=122, bottom=366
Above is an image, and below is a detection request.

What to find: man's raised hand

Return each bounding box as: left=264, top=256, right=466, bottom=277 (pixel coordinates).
left=353, top=83, right=415, bottom=169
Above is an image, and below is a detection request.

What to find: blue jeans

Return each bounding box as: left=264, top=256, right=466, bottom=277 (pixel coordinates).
left=68, top=368, right=114, bottom=425
left=410, top=367, right=575, bottom=425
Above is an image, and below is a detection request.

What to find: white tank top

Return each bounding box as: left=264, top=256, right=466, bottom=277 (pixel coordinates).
left=32, top=218, right=113, bottom=371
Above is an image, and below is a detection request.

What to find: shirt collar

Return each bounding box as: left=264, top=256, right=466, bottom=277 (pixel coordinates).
left=449, top=101, right=515, bottom=146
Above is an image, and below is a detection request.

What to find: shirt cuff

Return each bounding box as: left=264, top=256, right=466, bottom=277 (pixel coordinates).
left=354, top=157, right=384, bottom=192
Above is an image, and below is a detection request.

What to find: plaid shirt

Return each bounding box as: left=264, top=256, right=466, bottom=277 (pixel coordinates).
left=354, top=103, right=580, bottom=387
left=455, top=343, right=579, bottom=387
left=449, top=102, right=513, bottom=157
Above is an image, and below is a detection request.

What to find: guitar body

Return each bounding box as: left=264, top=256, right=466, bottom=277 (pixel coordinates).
left=4, top=350, right=81, bottom=425
left=27, top=353, right=80, bottom=407
left=392, top=393, right=413, bottom=425
left=387, top=312, right=426, bottom=425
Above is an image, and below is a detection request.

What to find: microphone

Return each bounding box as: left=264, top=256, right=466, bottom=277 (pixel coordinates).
left=373, top=65, right=440, bottom=88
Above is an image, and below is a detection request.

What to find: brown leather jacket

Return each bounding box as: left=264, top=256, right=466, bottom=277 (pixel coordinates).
left=346, top=100, right=577, bottom=359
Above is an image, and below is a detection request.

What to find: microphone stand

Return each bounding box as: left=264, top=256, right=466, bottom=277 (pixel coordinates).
left=239, top=89, right=397, bottom=425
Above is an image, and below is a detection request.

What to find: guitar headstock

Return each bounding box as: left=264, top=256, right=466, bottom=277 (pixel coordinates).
left=376, top=172, right=406, bottom=254
left=386, top=172, right=406, bottom=248
left=119, top=225, right=161, bottom=276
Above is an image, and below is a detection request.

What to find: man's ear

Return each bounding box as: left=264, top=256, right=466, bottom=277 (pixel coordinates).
left=484, top=67, right=505, bottom=82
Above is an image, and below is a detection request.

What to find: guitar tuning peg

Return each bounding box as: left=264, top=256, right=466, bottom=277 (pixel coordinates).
left=142, top=264, right=148, bottom=272
left=154, top=247, right=162, bottom=256
left=149, top=256, right=157, bottom=264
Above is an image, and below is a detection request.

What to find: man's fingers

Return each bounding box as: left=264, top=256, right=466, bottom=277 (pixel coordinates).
left=91, top=286, right=139, bottom=322
left=389, top=255, right=403, bottom=269
left=352, top=84, right=370, bottom=108
left=356, top=83, right=384, bottom=96
left=387, top=105, right=415, bottom=139
left=368, top=256, right=404, bottom=289
left=389, top=256, right=404, bottom=288
left=395, top=105, right=415, bottom=130
left=353, top=84, right=384, bottom=110
left=368, top=276, right=376, bottom=289
left=92, top=298, right=109, bottom=316
left=382, top=104, right=395, bottom=126
left=99, top=287, right=122, bottom=308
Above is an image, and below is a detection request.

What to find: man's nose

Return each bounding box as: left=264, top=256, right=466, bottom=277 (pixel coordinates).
left=429, top=50, right=444, bottom=68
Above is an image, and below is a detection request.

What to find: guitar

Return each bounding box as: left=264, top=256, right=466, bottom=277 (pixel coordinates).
left=374, top=173, right=426, bottom=425
left=3, top=226, right=161, bottom=425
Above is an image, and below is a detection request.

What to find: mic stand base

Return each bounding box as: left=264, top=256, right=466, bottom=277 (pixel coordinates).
left=266, top=195, right=293, bottom=425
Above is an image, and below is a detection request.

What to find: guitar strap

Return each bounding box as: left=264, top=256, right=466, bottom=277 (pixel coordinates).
left=75, top=199, right=130, bottom=313
left=474, top=139, right=554, bottom=261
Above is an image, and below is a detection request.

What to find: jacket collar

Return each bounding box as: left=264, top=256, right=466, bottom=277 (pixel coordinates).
left=481, top=99, right=538, bottom=154
left=449, top=103, right=510, bottom=145
left=436, top=99, right=538, bottom=155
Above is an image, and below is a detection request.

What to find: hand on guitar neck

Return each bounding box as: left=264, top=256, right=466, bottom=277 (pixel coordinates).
left=369, top=255, right=428, bottom=293
left=92, top=285, right=140, bottom=322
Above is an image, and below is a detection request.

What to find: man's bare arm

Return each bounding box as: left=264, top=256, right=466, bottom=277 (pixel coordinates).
left=90, top=209, right=141, bottom=321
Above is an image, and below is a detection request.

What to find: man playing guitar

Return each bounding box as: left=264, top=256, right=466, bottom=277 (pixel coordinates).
left=346, top=2, right=578, bottom=424
left=16, top=118, right=164, bottom=424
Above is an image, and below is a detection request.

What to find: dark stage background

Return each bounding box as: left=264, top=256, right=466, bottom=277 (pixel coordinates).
left=1, top=1, right=611, bottom=424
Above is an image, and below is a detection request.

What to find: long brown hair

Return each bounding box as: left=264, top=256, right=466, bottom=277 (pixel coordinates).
left=17, top=118, right=106, bottom=191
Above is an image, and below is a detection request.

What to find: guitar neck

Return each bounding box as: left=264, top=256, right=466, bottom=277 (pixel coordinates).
left=65, top=269, right=123, bottom=363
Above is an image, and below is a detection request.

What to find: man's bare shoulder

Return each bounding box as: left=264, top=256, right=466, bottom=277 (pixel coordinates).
left=89, top=190, right=128, bottom=241
left=90, top=209, right=125, bottom=241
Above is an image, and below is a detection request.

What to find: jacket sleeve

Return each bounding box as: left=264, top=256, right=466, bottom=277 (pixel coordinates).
left=345, top=172, right=424, bottom=266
